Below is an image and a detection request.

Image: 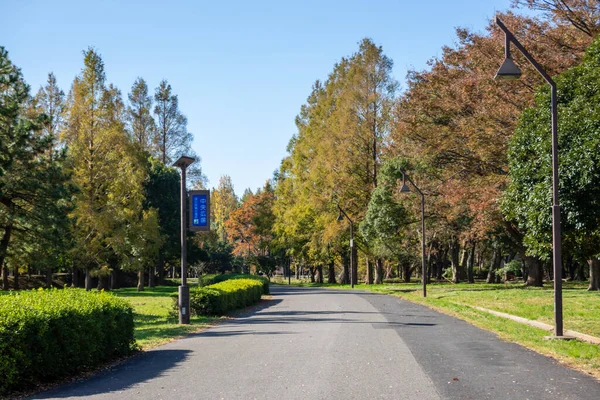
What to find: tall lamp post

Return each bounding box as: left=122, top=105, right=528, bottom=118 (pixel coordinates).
left=337, top=205, right=355, bottom=288
left=494, top=16, right=563, bottom=337
left=173, top=155, right=195, bottom=325
left=398, top=169, right=427, bottom=298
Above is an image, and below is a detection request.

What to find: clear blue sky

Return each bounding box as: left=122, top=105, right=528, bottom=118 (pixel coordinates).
left=3, top=0, right=521, bottom=196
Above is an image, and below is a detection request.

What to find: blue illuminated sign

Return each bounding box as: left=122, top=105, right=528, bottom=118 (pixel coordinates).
left=189, top=190, right=210, bottom=232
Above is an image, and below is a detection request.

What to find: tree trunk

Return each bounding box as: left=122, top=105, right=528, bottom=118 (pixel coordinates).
left=110, top=268, right=119, bottom=290
left=566, top=254, right=576, bottom=281
left=467, top=244, right=475, bottom=284
left=309, top=267, right=315, bottom=283
left=13, top=265, right=19, bottom=290
left=157, top=256, right=164, bottom=285
left=97, top=274, right=109, bottom=291
left=316, top=265, right=324, bottom=284
left=0, top=224, right=13, bottom=291
left=148, top=266, right=156, bottom=287
left=340, top=252, right=349, bottom=284
left=137, top=269, right=145, bottom=291
left=85, top=268, right=93, bottom=291
left=46, top=268, right=53, bottom=288
left=328, top=261, right=336, bottom=284
left=450, top=241, right=460, bottom=283
left=365, top=257, right=374, bottom=284
left=374, top=258, right=383, bottom=284
left=402, top=263, right=412, bottom=283
left=487, top=248, right=501, bottom=283
left=524, top=256, right=543, bottom=287
left=588, top=258, right=600, bottom=291
left=295, top=262, right=300, bottom=280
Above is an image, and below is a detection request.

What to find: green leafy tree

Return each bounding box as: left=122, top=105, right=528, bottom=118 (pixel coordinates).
left=0, top=47, right=74, bottom=290
left=144, top=157, right=181, bottom=284
left=503, top=36, right=600, bottom=290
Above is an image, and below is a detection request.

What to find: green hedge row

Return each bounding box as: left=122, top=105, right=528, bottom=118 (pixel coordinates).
left=175, top=278, right=265, bottom=316
left=199, top=273, right=270, bottom=294
left=0, top=289, right=136, bottom=395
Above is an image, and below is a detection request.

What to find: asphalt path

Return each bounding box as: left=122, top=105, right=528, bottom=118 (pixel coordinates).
left=31, top=285, right=600, bottom=399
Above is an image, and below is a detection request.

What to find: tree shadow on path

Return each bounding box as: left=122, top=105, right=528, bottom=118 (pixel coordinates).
left=30, top=349, right=191, bottom=399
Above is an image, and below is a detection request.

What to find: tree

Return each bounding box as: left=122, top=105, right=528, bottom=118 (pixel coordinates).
left=225, top=182, right=276, bottom=274
left=153, top=79, right=191, bottom=165
left=211, top=175, right=238, bottom=242
left=62, top=48, right=154, bottom=290
left=33, top=72, right=65, bottom=140
left=144, top=157, right=181, bottom=284
left=513, top=0, right=600, bottom=37
left=152, top=79, right=206, bottom=187
left=127, top=77, right=155, bottom=153
left=503, top=35, right=600, bottom=290
left=0, top=47, right=74, bottom=290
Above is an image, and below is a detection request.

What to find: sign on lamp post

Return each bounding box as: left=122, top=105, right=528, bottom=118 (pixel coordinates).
left=189, top=190, right=211, bottom=232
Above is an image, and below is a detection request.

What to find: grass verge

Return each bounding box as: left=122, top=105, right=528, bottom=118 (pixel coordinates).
left=275, top=280, right=600, bottom=379
left=112, top=286, right=219, bottom=349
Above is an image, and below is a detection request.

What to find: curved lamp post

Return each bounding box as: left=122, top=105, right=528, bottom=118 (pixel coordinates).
left=398, top=169, right=427, bottom=297
left=337, top=205, right=355, bottom=288
left=173, top=155, right=195, bottom=325
left=495, top=16, right=563, bottom=338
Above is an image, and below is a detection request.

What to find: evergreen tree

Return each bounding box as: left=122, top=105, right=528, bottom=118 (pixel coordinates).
left=0, top=47, right=74, bottom=290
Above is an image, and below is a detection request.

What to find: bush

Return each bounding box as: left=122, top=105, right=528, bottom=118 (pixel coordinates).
left=210, top=273, right=270, bottom=295
left=0, top=288, right=136, bottom=395
left=174, top=278, right=265, bottom=316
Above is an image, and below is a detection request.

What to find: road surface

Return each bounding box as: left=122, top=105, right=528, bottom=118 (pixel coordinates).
left=31, top=285, right=600, bottom=399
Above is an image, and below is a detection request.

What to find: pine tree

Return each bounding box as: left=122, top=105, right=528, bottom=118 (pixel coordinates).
left=0, top=47, right=74, bottom=290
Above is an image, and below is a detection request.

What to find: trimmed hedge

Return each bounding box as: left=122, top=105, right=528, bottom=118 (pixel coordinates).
left=174, top=278, right=265, bottom=316
left=200, top=273, right=270, bottom=294
left=0, top=288, right=136, bottom=395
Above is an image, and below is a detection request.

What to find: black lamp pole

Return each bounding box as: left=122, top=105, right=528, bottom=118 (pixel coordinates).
left=337, top=205, right=355, bottom=288
left=173, top=155, right=195, bottom=325
left=494, top=16, right=563, bottom=337
left=399, top=169, right=427, bottom=298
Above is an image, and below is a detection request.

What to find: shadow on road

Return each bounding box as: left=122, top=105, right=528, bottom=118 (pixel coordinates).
left=31, top=349, right=191, bottom=399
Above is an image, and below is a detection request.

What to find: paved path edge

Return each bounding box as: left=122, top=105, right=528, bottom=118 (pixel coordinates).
left=472, top=306, right=600, bottom=345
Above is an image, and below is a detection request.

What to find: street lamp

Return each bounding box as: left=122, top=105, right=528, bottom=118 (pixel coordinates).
left=173, top=155, right=195, bottom=325
left=494, top=16, right=564, bottom=338
left=337, top=205, right=355, bottom=288
left=398, top=169, right=427, bottom=298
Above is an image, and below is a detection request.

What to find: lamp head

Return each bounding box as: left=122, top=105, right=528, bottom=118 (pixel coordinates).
left=495, top=56, right=522, bottom=81
left=173, top=155, right=196, bottom=169
left=399, top=169, right=411, bottom=193
left=337, top=212, right=344, bottom=221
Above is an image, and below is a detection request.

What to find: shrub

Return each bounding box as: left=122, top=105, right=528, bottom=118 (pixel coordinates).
left=173, top=278, right=265, bottom=316
left=210, top=273, right=270, bottom=295
left=0, top=288, right=136, bottom=395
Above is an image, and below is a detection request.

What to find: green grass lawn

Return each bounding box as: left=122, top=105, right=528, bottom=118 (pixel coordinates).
left=112, top=286, right=219, bottom=349
left=276, top=280, right=600, bottom=378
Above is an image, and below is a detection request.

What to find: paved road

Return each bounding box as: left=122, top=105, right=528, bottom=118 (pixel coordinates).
left=32, top=285, right=600, bottom=399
